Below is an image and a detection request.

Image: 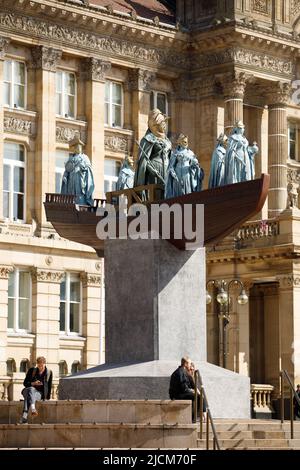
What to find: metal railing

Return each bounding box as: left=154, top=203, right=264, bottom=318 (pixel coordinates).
left=280, top=369, right=300, bottom=439
left=194, top=369, right=221, bottom=450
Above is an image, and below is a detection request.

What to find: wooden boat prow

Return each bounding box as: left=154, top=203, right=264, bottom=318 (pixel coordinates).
left=44, top=174, right=270, bottom=256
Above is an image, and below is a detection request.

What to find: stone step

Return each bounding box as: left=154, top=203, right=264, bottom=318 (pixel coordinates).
left=197, top=438, right=290, bottom=449
left=0, top=423, right=197, bottom=448
left=198, top=430, right=285, bottom=439
left=0, top=400, right=192, bottom=425
left=212, top=422, right=300, bottom=432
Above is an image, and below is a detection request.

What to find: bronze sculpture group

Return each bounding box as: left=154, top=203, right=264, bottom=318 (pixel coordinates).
left=60, top=109, right=259, bottom=204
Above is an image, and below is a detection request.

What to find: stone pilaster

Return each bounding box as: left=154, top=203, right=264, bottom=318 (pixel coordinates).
left=80, top=273, right=102, bottom=369
left=0, top=37, right=10, bottom=222
left=266, top=82, right=291, bottom=217
left=31, top=269, right=64, bottom=378
left=81, top=58, right=111, bottom=199
left=30, top=46, right=62, bottom=229
left=221, top=72, right=248, bottom=132
left=0, top=266, right=13, bottom=375
left=126, top=68, right=155, bottom=158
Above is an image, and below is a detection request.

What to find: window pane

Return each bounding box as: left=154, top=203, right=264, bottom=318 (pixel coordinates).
left=112, top=83, right=122, bottom=105
left=65, top=73, right=75, bottom=95
left=8, top=298, right=14, bottom=329
left=4, top=143, right=24, bottom=162
left=60, top=279, right=66, bottom=301
left=13, top=193, right=24, bottom=220
left=104, top=159, right=119, bottom=177
left=4, top=165, right=10, bottom=191
left=112, top=105, right=122, bottom=127
left=8, top=273, right=14, bottom=298
left=70, top=278, right=80, bottom=302
left=14, top=84, right=25, bottom=108
left=290, top=141, right=296, bottom=160
left=157, top=93, right=167, bottom=115
left=67, top=95, right=75, bottom=117
left=150, top=92, right=154, bottom=109
left=56, top=72, right=62, bottom=92
left=56, top=172, right=63, bottom=193
left=104, top=180, right=110, bottom=194
left=105, top=82, right=110, bottom=101
left=14, top=62, right=25, bottom=85
left=19, top=299, right=29, bottom=330
left=70, top=303, right=79, bottom=333
left=19, top=272, right=30, bottom=298
left=105, top=103, right=109, bottom=126
left=14, top=167, right=24, bottom=193
left=3, top=192, right=9, bottom=219
left=4, top=61, right=12, bottom=81
left=56, top=92, right=62, bottom=116
left=60, top=302, right=65, bottom=331
left=4, top=82, right=11, bottom=106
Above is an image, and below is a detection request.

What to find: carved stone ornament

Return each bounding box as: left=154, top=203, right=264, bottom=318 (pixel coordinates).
left=30, top=45, right=62, bottom=71
left=31, top=269, right=64, bottom=283
left=104, top=135, right=127, bottom=152
left=0, top=266, right=13, bottom=279
left=79, top=57, right=111, bottom=82
left=291, top=0, right=300, bottom=16
left=0, top=35, right=10, bottom=59
left=56, top=126, right=81, bottom=143
left=288, top=168, right=300, bottom=184
left=277, top=274, right=300, bottom=288
left=0, top=13, right=189, bottom=69
left=125, top=69, right=156, bottom=92
left=4, top=116, right=32, bottom=135
left=266, top=81, right=292, bottom=106
left=80, top=273, right=102, bottom=287
left=220, top=72, right=249, bottom=99
left=252, top=0, right=270, bottom=15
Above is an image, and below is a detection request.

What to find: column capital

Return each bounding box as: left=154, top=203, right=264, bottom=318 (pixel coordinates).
left=219, top=71, right=252, bottom=99
left=125, top=68, right=156, bottom=92
left=30, top=46, right=62, bottom=72
left=0, top=36, right=10, bottom=60
left=80, top=57, right=111, bottom=82
left=31, top=268, right=64, bottom=284
left=80, top=272, right=102, bottom=287
left=0, top=266, right=13, bottom=279
left=265, top=81, right=292, bottom=107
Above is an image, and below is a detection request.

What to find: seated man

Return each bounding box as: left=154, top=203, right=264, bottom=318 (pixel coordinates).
left=20, top=356, right=53, bottom=424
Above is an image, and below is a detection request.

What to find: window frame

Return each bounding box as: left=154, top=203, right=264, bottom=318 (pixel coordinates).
left=3, top=59, right=27, bottom=110
left=288, top=122, right=298, bottom=161
left=105, top=81, right=124, bottom=128
left=104, top=158, right=121, bottom=194
left=150, top=90, right=169, bottom=117
left=3, top=142, right=26, bottom=223
left=59, top=272, right=82, bottom=336
left=7, top=268, right=32, bottom=334
left=56, top=70, right=77, bottom=119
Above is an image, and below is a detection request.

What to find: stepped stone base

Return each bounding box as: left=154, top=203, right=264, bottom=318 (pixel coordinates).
left=59, top=360, right=250, bottom=419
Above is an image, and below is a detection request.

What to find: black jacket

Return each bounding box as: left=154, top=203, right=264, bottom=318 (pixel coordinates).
left=23, top=367, right=53, bottom=400
left=169, top=366, right=194, bottom=399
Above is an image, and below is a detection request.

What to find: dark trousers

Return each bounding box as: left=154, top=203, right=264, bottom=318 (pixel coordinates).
left=21, top=387, right=42, bottom=413
left=176, top=391, right=206, bottom=420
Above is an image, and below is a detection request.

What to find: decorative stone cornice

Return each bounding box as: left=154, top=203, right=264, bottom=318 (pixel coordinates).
left=4, top=116, right=33, bottom=135
left=0, top=12, right=188, bottom=69
left=80, top=273, right=102, bottom=287
left=56, top=126, right=83, bottom=143
left=104, top=134, right=127, bottom=152
left=30, top=45, right=62, bottom=71
left=265, top=81, right=292, bottom=106
left=277, top=274, right=300, bottom=288
left=31, top=269, right=64, bottom=284
left=80, top=57, right=111, bottom=82
left=125, top=69, right=156, bottom=92
left=0, top=266, right=13, bottom=279
left=0, top=35, right=10, bottom=60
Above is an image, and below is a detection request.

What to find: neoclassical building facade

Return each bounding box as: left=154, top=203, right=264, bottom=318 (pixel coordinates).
left=1, top=0, right=300, bottom=405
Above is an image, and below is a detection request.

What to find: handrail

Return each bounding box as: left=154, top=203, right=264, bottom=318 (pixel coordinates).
left=194, top=369, right=221, bottom=450
left=280, top=369, right=300, bottom=439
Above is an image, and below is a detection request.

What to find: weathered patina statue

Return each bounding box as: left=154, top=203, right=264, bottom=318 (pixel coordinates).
left=165, top=134, right=204, bottom=199
left=134, top=109, right=171, bottom=189
left=116, top=155, right=135, bottom=190
left=224, top=121, right=259, bottom=185
left=208, top=133, right=228, bottom=188
left=61, top=136, right=95, bottom=206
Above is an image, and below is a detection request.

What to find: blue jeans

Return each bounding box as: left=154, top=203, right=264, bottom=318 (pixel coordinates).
left=21, top=387, right=42, bottom=413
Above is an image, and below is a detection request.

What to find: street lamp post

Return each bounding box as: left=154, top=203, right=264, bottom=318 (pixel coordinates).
left=206, top=279, right=248, bottom=369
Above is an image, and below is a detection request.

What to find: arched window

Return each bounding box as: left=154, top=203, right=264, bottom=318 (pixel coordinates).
left=20, top=359, right=30, bottom=373
left=6, top=358, right=16, bottom=375
left=71, top=361, right=81, bottom=375
left=59, top=360, right=68, bottom=377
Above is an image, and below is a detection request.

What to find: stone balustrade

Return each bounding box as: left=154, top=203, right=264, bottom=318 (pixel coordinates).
left=236, top=220, right=279, bottom=242
left=251, top=384, right=274, bottom=418
left=0, top=377, right=12, bottom=401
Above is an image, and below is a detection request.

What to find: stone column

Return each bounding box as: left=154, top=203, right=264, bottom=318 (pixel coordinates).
left=30, top=46, right=62, bottom=231
left=0, top=37, right=10, bottom=222
left=81, top=273, right=102, bottom=370
left=221, top=72, right=247, bottom=133
left=81, top=58, right=111, bottom=199
left=126, top=69, right=155, bottom=159
left=266, top=82, right=291, bottom=218
left=0, top=266, right=13, bottom=375
left=31, top=269, right=64, bottom=378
